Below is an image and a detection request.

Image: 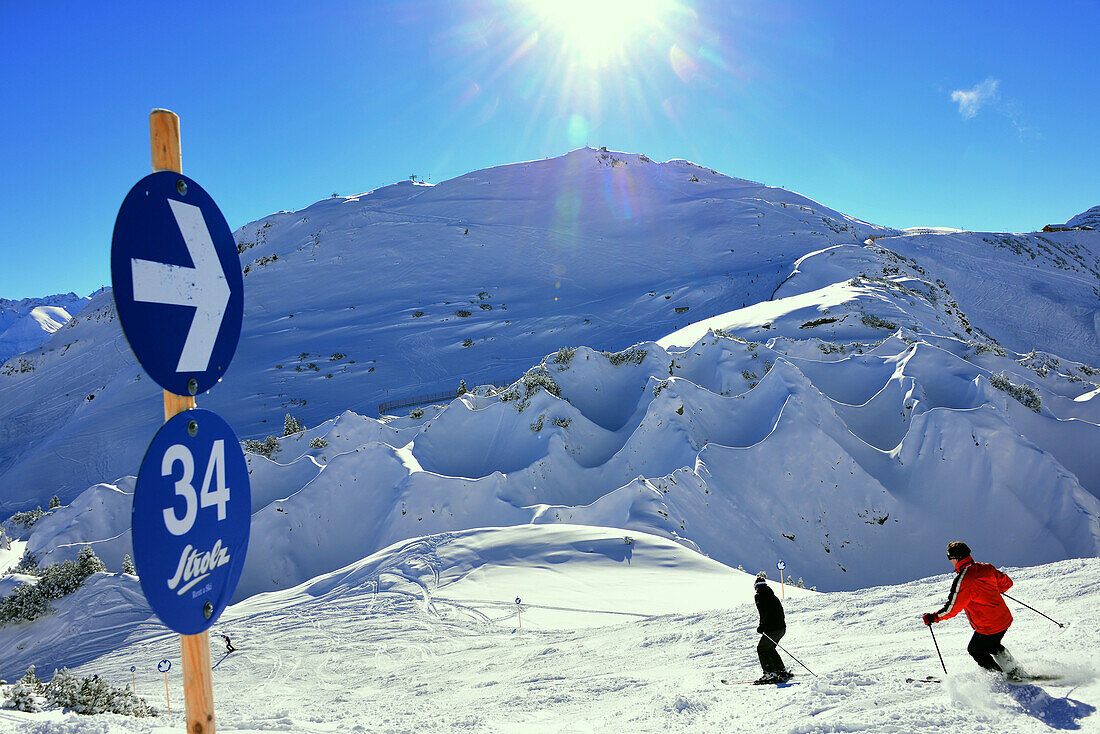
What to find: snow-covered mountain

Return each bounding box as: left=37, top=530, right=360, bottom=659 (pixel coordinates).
left=2, top=150, right=1099, bottom=596
left=0, top=293, right=89, bottom=365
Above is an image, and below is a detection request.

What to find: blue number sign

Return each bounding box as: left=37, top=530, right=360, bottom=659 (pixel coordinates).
left=111, top=172, right=243, bottom=396
left=133, top=409, right=251, bottom=634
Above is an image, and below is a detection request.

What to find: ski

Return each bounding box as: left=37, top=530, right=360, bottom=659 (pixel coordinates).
left=905, top=676, right=941, bottom=684
left=721, top=674, right=797, bottom=686
left=1004, top=673, right=1062, bottom=685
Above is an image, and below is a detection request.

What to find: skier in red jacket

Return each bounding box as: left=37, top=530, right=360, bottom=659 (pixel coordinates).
left=923, top=541, right=1024, bottom=678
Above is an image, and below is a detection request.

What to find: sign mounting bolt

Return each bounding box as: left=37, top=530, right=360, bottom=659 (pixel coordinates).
left=176, top=179, right=188, bottom=196
left=188, top=378, right=198, bottom=395
left=187, top=420, right=198, bottom=437
left=203, top=602, right=213, bottom=619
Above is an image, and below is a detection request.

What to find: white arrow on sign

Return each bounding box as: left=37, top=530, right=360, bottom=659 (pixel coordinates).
left=131, top=199, right=231, bottom=373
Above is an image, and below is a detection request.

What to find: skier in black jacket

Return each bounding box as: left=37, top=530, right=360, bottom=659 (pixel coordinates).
left=754, top=572, right=792, bottom=684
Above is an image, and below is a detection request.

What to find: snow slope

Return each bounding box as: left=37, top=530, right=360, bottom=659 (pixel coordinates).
left=1, top=526, right=1097, bottom=733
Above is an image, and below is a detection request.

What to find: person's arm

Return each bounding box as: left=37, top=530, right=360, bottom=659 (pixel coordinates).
left=930, top=568, right=973, bottom=622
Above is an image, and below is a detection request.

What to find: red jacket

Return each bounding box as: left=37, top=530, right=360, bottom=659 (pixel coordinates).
left=934, top=556, right=1013, bottom=634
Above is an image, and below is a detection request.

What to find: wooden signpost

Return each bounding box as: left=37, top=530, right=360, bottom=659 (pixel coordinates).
left=150, top=109, right=216, bottom=733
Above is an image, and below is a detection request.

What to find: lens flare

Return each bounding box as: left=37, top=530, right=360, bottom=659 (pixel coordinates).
left=519, top=0, right=675, bottom=66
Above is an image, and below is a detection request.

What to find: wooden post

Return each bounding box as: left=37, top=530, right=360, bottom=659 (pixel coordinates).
left=150, top=108, right=215, bottom=734
left=164, top=671, right=171, bottom=714
left=780, top=568, right=785, bottom=599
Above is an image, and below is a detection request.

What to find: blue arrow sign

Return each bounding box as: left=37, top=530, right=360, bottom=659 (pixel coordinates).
left=111, top=172, right=243, bottom=396
left=131, top=665, right=136, bottom=673
left=777, top=560, right=786, bottom=571
left=133, top=409, right=251, bottom=635
left=158, top=660, right=171, bottom=673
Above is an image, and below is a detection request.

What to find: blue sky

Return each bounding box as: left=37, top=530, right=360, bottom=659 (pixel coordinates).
left=1, top=0, right=1097, bottom=300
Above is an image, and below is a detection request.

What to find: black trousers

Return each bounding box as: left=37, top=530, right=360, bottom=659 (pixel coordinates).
left=757, top=627, right=786, bottom=674
left=967, top=630, right=1007, bottom=671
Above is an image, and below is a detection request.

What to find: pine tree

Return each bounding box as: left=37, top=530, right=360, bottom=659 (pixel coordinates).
left=283, top=413, right=304, bottom=436
left=48, top=495, right=61, bottom=509
left=457, top=379, right=468, bottom=396
left=122, top=554, right=137, bottom=575
left=77, top=545, right=106, bottom=577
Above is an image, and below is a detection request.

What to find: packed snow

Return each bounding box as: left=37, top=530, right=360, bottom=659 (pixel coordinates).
left=0, top=527, right=1096, bottom=733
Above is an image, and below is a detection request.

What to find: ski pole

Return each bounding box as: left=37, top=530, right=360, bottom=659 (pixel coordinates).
left=1003, top=593, right=1064, bottom=628
left=928, top=624, right=947, bottom=675
left=761, top=632, right=817, bottom=678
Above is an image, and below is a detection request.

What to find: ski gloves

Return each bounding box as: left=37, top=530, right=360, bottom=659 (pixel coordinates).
left=922, top=612, right=939, bottom=626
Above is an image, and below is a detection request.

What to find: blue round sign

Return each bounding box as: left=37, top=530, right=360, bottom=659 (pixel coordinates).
left=133, top=409, right=251, bottom=634
left=130, top=665, right=136, bottom=673
left=777, top=560, right=786, bottom=571
left=111, top=172, right=243, bottom=396
left=158, top=660, right=171, bottom=673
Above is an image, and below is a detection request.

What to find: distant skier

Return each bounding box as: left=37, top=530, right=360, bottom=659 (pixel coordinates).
left=753, top=572, right=792, bottom=684
left=222, top=634, right=236, bottom=653
left=922, top=541, right=1024, bottom=678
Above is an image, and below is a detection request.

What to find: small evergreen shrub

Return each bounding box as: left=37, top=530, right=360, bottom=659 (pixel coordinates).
left=31, top=668, right=158, bottom=716
left=0, top=546, right=106, bottom=626
left=861, top=314, right=898, bottom=330
left=551, top=416, right=572, bottom=429
left=309, top=437, right=329, bottom=449
left=122, top=554, right=136, bottom=575
left=550, top=347, right=575, bottom=366
left=603, top=347, right=647, bottom=366
left=409, top=408, right=424, bottom=419
left=48, top=496, right=61, bottom=510
left=457, top=380, right=468, bottom=396
left=243, top=435, right=280, bottom=458
left=10, top=507, right=48, bottom=529
left=989, top=372, right=1042, bottom=412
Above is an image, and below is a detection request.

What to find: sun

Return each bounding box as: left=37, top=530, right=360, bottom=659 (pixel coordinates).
left=518, top=0, right=675, bottom=66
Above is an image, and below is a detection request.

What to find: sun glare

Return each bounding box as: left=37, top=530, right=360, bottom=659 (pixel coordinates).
left=520, top=0, right=674, bottom=66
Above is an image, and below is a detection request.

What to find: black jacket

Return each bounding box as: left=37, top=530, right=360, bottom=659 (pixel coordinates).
left=755, top=583, right=785, bottom=633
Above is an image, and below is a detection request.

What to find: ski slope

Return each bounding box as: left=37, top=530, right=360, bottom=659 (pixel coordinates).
left=0, top=526, right=1097, bottom=733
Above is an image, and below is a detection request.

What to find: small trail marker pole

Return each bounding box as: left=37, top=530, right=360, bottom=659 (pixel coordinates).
left=158, top=659, right=172, bottom=714
left=150, top=108, right=215, bottom=734
left=131, top=664, right=136, bottom=692
left=777, top=560, right=787, bottom=599
left=516, top=597, right=522, bottom=630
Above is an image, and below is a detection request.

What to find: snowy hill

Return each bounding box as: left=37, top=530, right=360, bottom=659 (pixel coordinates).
left=1, top=148, right=1099, bottom=597
left=1066, top=205, right=1100, bottom=230
left=0, top=293, right=89, bottom=364
left=1, top=526, right=1097, bottom=733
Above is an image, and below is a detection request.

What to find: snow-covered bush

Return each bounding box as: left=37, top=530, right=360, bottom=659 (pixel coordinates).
left=989, top=372, right=1042, bottom=412
left=551, top=416, right=572, bottom=429
left=861, top=314, right=898, bottom=330
left=409, top=408, right=425, bottom=419
left=9, top=507, right=48, bottom=529
left=603, top=346, right=647, bottom=366
left=48, top=495, right=61, bottom=510
left=0, top=546, right=106, bottom=626
left=550, top=346, right=575, bottom=366
left=244, top=435, right=281, bottom=458
left=121, top=554, right=136, bottom=575
left=40, top=668, right=157, bottom=717
left=309, top=437, right=329, bottom=449
left=3, top=667, right=44, bottom=712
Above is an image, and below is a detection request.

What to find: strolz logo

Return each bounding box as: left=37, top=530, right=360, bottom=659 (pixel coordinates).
left=167, top=539, right=231, bottom=595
